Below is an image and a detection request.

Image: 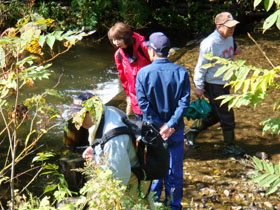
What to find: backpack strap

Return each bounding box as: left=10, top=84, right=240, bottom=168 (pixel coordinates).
left=117, top=51, right=122, bottom=62
left=137, top=45, right=150, bottom=62
left=117, top=46, right=149, bottom=63
left=92, top=126, right=130, bottom=150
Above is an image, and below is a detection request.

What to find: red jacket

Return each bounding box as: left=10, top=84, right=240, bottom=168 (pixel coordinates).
left=114, top=32, right=151, bottom=115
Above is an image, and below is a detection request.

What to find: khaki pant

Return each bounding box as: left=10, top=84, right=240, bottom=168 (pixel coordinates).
left=127, top=172, right=155, bottom=209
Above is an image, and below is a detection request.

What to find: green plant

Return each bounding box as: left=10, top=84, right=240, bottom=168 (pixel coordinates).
left=249, top=156, right=280, bottom=195
left=9, top=159, right=163, bottom=210
left=202, top=52, right=280, bottom=135
left=254, top=0, right=280, bottom=32
left=0, top=13, right=93, bottom=209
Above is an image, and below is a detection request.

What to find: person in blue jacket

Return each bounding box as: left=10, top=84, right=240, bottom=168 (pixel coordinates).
left=136, top=32, right=190, bottom=210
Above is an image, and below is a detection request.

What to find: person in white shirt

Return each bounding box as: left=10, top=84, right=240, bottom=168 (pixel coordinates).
left=185, top=12, right=245, bottom=156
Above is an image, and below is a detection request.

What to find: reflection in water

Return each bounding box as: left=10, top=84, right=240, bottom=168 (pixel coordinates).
left=21, top=40, right=121, bottom=147
left=48, top=40, right=121, bottom=143
left=51, top=40, right=121, bottom=125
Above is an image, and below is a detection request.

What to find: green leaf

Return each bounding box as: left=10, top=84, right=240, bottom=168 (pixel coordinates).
left=54, top=31, right=64, bottom=41
left=223, top=68, right=234, bottom=81
left=0, top=99, right=7, bottom=107
left=45, top=89, right=63, bottom=99
left=264, top=0, right=274, bottom=11
left=214, top=65, right=229, bottom=77
left=263, top=10, right=279, bottom=32
left=216, top=95, right=233, bottom=107
left=252, top=173, right=270, bottom=183
left=38, top=35, right=46, bottom=48
left=254, top=0, right=263, bottom=8
left=274, top=163, right=280, bottom=175
left=201, top=63, right=213, bottom=69
left=266, top=179, right=280, bottom=194
left=242, top=79, right=251, bottom=93
left=32, top=152, right=55, bottom=163
left=253, top=156, right=264, bottom=171
left=263, top=160, right=275, bottom=174
left=236, top=67, right=251, bottom=81
left=259, top=174, right=278, bottom=187
left=44, top=184, right=57, bottom=193
left=65, top=36, right=76, bottom=44
left=46, top=34, right=56, bottom=49
left=276, top=15, right=280, bottom=30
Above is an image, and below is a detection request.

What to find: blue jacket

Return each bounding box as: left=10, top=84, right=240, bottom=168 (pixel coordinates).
left=136, top=59, right=190, bottom=130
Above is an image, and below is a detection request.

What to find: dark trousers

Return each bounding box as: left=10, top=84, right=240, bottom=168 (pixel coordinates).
left=151, top=128, right=184, bottom=210
left=202, top=83, right=235, bottom=131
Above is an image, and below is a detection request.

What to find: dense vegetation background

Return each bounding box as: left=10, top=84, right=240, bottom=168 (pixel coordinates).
left=0, top=0, right=268, bottom=45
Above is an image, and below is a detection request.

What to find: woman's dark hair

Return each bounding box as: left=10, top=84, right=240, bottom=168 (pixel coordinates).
left=108, top=22, right=135, bottom=47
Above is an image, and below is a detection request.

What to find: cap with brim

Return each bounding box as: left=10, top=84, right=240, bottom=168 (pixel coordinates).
left=223, top=20, right=239, bottom=27
left=144, top=32, right=170, bottom=57
left=71, top=92, right=94, bottom=114
left=215, top=12, right=239, bottom=27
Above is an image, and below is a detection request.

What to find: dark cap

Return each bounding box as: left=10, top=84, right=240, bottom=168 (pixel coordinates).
left=72, top=92, right=94, bottom=113
left=145, top=32, right=170, bottom=57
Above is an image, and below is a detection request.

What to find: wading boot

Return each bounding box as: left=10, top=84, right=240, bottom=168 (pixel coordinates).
left=184, top=119, right=205, bottom=149
left=223, top=130, right=245, bottom=157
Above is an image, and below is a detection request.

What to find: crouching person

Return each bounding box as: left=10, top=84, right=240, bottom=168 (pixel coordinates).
left=70, top=92, right=154, bottom=208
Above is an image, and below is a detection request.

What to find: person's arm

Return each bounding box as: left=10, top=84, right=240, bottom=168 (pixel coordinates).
left=114, top=50, right=129, bottom=96
left=166, top=71, right=191, bottom=129
left=194, top=43, right=211, bottom=97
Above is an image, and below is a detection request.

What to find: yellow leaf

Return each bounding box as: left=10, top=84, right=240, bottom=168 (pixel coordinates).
left=213, top=169, right=220, bottom=174
left=40, top=128, right=47, bottom=134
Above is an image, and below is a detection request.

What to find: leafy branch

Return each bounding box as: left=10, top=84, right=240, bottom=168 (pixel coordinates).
left=249, top=156, right=280, bottom=195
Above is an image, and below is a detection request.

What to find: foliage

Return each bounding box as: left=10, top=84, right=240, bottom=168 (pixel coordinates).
left=0, top=0, right=250, bottom=39
left=9, top=159, right=169, bottom=210
left=254, top=0, right=280, bottom=32
left=249, top=156, right=280, bottom=195
left=202, top=52, right=280, bottom=135
left=0, top=0, right=30, bottom=31
left=0, top=12, right=92, bottom=209
left=33, top=0, right=151, bottom=33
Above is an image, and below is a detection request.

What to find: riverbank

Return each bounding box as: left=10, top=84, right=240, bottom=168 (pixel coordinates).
left=107, top=30, right=280, bottom=209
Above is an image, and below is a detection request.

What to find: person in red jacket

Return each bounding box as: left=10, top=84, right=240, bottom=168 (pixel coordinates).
left=108, top=22, right=151, bottom=120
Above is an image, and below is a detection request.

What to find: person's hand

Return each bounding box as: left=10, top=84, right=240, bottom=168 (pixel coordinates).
left=82, top=146, right=94, bottom=160
left=160, top=123, right=175, bottom=141
left=195, top=88, right=204, bottom=99
left=234, top=46, right=242, bottom=55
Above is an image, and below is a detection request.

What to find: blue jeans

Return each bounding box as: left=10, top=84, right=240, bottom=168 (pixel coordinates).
left=151, top=128, right=184, bottom=210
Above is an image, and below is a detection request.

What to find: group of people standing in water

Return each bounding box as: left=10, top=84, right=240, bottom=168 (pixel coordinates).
left=70, top=11, right=244, bottom=210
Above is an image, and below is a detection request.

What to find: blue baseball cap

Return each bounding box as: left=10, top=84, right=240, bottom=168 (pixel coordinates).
left=72, top=92, right=94, bottom=113
left=145, top=32, right=170, bottom=57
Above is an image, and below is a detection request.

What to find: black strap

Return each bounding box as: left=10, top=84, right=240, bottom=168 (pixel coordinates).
left=95, top=115, right=105, bottom=139
left=137, top=45, right=150, bottom=62
left=118, top=51, right=122, bottom=62
left=117, top=45, right=150, bottom=63
left=92, top=126, right=130, bottom=150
